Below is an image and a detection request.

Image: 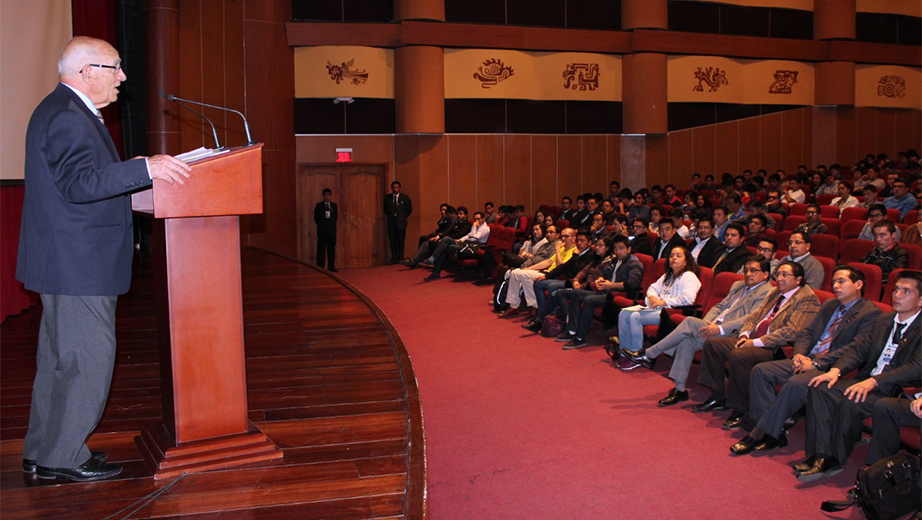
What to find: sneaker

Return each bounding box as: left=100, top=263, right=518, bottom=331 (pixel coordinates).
left=555, top=331, right=573, bottom=342
left=617, top=357, right=642, bottom=371
left=562, top=338, right=587, bottom=349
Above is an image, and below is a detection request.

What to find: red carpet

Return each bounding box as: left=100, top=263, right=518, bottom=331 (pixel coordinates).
left=339, top=265, right=866, bottom=519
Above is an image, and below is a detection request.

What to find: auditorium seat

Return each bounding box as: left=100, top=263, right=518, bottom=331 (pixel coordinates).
left=815, top=256, right=837, bottom=292
left=840, top=220, right=867, bottom=253
left=839, top=239, right=877, bottom=265
left=764, top=228, right=776, bottom=239
left=820, top=218, right=840, bottom=237
left=611, top=255, right=656, bottom=308
left=840, top=207, right=868, bottom=223
left=903, top=210, right=917, bottom=224
left=775, top=230, right=792, bottom=255
left=556, top=219, right=569, bottom=229
left=886, top=208, right=901, bottom=222
left=848, top=262, right=883, bottom=302
left=810, top=234, right=839, bottom=260
left=872, top=301, right=894, bottom=313
left=789, top=203, right=808, bottom=216
left=904, top=244, right=922, bottom=271
left=816, top=195, right=836, bottom=206
left=672, top=271, right=742, bottom=326
left=767, top=212, right=784, bottom=230
left=456, top=225, right=502, bottom=271
left=813, top=289, right=835, bottom=305
left=783, top=215, right=806, bottom=231
left=644, top=267, right=714, bottom=338
left=819, top=204, right=838, bottom=218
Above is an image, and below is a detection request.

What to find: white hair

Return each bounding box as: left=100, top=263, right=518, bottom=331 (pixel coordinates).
left=57, top=36, right=108, bottom=76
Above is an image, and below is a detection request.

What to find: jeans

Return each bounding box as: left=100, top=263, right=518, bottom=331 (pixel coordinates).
left=617, top=308, right=662, bottom=354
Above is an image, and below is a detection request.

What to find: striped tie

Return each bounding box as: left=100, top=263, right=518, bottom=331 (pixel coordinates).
left=753, top=295, right=785, bottom=339
left=810, top=306, right=843, bottom=356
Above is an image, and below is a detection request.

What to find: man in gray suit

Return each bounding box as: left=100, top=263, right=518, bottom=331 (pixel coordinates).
left=620, top=257, right=772, bottom=406
left=730, top=265, right=880, bottom=455
left=778, top=231, right=824, bottom=290
left=17, top=37, right=190, bottom=482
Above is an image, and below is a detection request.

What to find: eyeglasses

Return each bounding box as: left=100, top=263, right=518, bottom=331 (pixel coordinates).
left=805, top=211, right=818, bottom=215
left=741, top=268, right=763, bottom=274
left=756, top=246, right=774, bottom=253
left=773, top=272, right=795, bottom=279
left=632, top=224, right=644, bottom=229
left=787, top=240, right=804, bottom=246
left=560, top=234, right=572, bottom=238
left=869, top=213, right=884, bottom=219
left=87, top=62, right=122, bottom=73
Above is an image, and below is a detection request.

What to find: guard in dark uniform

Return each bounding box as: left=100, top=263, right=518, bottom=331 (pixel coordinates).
left=314, top=188, right=338, bottom=272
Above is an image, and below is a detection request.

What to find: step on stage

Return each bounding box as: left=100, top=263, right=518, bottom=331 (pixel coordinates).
left=0, top=248, right=426, bottom=519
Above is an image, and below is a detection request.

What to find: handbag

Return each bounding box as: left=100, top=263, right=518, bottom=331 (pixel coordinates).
left=540, top=315, right=565, bottom=337
left=821, top=453, right=920, bottom=520
left=457, top=241, right=481, bottom=260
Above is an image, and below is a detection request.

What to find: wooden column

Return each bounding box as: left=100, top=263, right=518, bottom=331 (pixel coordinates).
left=394, top=0, right=445, bottom=21
left=145, top=0, right=180, bottom=155
left=814, top=0, right=856, bottom=41
left=622, top=0, right=667, bottom=31
left=816, top=61, right=856, bottom=106
left=622, top=53, right=667, bottom=135
left=395, top=46, right=445, bottom=134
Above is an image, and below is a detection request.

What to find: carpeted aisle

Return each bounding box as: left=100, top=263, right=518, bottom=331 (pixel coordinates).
left=339, top=265, right=866, bottom=520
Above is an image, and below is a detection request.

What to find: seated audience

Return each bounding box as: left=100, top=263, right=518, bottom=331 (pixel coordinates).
left=600, top=199, right=617, bottom=225
left=731, top=266, right=880, bottom=455
left=882, top=177, right=918, bottom=220
left=779, top=232, right=824, bottom=290
left=610, top=214, right=630, bottom=239
left=425, top=211, right=490, bottom=281
left=670, top=208, right=690, bottom=238
left=713, top=206, right=730, bottom=242
left=902, top=209, right=922, bottom=246
left=743, top=215, right=768, bottom=247
left=793, top=204, right=828, bottom=236
left=861, top=220, right=909, bottom=286
left=764, top=189, right=787, bottom=218
left=783, top=176, right=806, bottom=204
left=647, top=205, right=665, bottom=237
left=404, top=205, right=466, bottom=265
left=492, top=226, right=559, bottom=303
left=555, top=236, right=644, bottom=348
left=559, top=196, right=577, bottom=222
left=814, top=172, right=839, bottom=197
left=518, top=231, right=596, bottom=324
left=726, top=193, right=747, bottom=221
left=829, top=181, right=859, bottom=214
left=505, top=223, right=549, bottom=268
left=859, top=203, right=902, bottom=242
left=620, top=258, right=772, bottom=400
left=740, top=239, right=780, bottom=275
left=712, top=222, right=751, bottom=275
left=586, top=213, right=607, bottom=241
left=614, top=246, right=702, bottom=370
left=500, top=228, right=577, bottom=318
left=860, top=184, right=879, bottom=209
left=663, top=184, right=682, bottom=206
left=652, top=218, right=686, bottom=260
left=690, top=218, right=725, bottom=268
left=796, top=270, right=921, bottom=481
left=692, top=261, right=820, bottom=430
left=867, top=395, right=922, bottom=465
left=418, top=203, right=452, bottom=245
left=484, top=201, right=496, bottom=223
left=628, top=192, right=650, bottom=222
left=629, top=218, right=653, bottom=257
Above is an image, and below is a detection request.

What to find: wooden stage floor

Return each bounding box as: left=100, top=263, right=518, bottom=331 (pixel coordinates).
left=0, top=248, right=426, bottom=519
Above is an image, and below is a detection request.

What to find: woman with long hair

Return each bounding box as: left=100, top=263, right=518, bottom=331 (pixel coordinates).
left=613, top=246, right=701, bottom=370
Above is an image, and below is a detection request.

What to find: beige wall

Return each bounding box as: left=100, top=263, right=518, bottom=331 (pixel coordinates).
left=0, top=0, right=72, bottom=180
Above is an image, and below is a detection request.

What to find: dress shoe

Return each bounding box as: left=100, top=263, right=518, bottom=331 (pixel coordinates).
left=796, top=457, right=843, bottom=482
left=400, top=259, right=417, bottom=268
left=555, top=331, right=573, bottom=342
left=522, top=319, right=542, bottom=333
left=658, top=388, right=689, bottom=407
left=754, top=432, right=787, bottom=452
left=608, top=336, right=620, bottom=346
left=691, top=398, right=728, bottom=413
left=792, top=456, right=817, bottom=473
left=499, top=307, right=521, bottom=318
left=730, top=435, right=760, bottom=455
left=23, top=450, right=108, bottom=474
left=562, top=337, right=587, bottom=349
left=424, top=273, right=440, bottom=281
left=722, top=413, right=744, bottom=430
left=620, top=347, right=655, bottom=370
left=36, top=458, right=122, bottom=482
left=328, top=267, right=339, bottom=273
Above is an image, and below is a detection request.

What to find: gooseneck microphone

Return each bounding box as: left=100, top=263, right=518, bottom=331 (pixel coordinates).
left=162, top=93, right=254, bottom=146
left=161, top=92, right=223, bottom=150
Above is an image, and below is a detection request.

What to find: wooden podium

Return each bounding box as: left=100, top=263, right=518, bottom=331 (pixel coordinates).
left=131, top=144, right=282, bottom=479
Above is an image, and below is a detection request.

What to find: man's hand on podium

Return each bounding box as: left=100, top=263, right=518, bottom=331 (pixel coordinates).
left=148, top=155, right=192, bottom=185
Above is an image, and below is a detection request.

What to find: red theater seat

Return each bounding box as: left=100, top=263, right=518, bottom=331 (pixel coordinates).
left=783, top=215, right=806, bottom=231
left=811, top=234, right=839, bottom=260
left=904, top=244, right=922, bottom=271
left=840, top=207, right=868, bottom=223
left=839, top=239, right=876, bottom=265
left=815, top=256, right=837, bottom=292
left=789, top=203, right=808, bottom=216
left=847, top=262, right=883, bottom=302
left=820, top=218, right=840, bottom=237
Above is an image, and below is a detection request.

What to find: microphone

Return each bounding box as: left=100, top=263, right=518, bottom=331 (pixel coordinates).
left=161, top=92, right=223, bottom=150
left=162, top=93, right=254, bottom=146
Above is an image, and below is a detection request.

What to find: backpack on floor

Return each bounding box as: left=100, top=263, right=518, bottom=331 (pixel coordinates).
left=540, top=314, right=565, bottom=337
left=494, top=279, right=510, bottom=312
left=821, top=453, right=920, bottom=520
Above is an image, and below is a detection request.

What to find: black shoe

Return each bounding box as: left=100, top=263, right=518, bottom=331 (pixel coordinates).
left=722, top=413, right=744, bottom=430
left=36, top=457, right=122, bottom=482
left=23, top=450, right=108, bottom=474
left=555, top=331, right=573, bottom=342
left=424, top=273, right=440, bottom=281
left=328, top=267, right=339, bottom=272
left=400, top=259, right=417, bottom=268
left=754, top=432, right=788, bottom=452
left=796, top=457, right=843, bottom=482
left=792, top=456, right=817, bottom=473
left=730, top=435, right=760, bottom=455
left=562, top=338, right=587, bottom=349
left=691, top=398, right=728, bottom=413
left=620, top=347, right=655, bottom=370
left=658, top=388, right=689, bottom=407
left=522, top=319, right=542, bottom=333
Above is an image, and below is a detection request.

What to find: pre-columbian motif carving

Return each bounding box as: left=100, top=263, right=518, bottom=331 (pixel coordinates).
left=474, top=58, right=515, bottom=88
left=326, top=60, right=369, bottom=85
left=877, top=75, right=906, bottom=99
left=562, top=63, right=600, bottom=91
left=693, top=67, right=729, bottom=92
left=769, top=70, right=799, bottom=94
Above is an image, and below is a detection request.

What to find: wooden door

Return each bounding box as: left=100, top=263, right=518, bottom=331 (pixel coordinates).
left=297, top=163, right=386, bottom=268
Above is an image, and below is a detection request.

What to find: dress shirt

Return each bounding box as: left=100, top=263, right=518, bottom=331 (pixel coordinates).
left=62, top=83, right=151, bottom=178
left=830, top=195, right=859, bottom=213
left=716, top=281, right=768, bottom=335
left=675, top=225, right=690, bottom=238
left=745, top=286, right=800, bottom=347
left=883, top=195, right=919, bottom=219
left=458, top=222, right=490, bottom=244
left=787, top=189, right=805, bottom=204
left=872, top=311, right=920, bottom=376
left=715, top=221, right=729, bottom=242
left=809, top=298, right=859, bottom=356
left=691, top=236, right=710, bottom=260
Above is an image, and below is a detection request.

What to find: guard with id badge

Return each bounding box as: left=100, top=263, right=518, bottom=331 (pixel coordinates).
left=314, top=188, right=338, bottom=272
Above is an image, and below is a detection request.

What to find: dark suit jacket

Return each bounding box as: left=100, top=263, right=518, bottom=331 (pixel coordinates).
left=792, top=298, right=881, bottom=371
left=546, top=249, right=598, bottom=281
left=713, top=246, right=752, bottom=275
left=559, top=208, right=577, bottom=222
left=832, top=312, right=921, bottom=395
left=313, top=201, right=338, bottom=236
left=443, top=218, right=472, bottom=240
left=696, top=236, right=726, bottom=269
left=17, top=84, right=150, bottom=296
left=612, top=254, right=644, bottom=299
left=630, top=232, right=653, bottom=257
left=383, top=192, right=412, bottom=229
left=652, top=234, right=686, bottom=260
left=739, top=285, right=821, bottom=349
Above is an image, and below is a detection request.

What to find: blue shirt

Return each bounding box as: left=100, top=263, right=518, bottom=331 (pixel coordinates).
left=883, top=194, right=918, bottom=219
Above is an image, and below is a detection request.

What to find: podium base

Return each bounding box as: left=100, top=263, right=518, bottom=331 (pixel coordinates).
left=136, top=423, right=283, bottom=480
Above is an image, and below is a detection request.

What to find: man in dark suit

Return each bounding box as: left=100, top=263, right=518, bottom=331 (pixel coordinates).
left=384, top=180, right=412, bottom=264
left=731, top=266, right=880, bottom=455
left=690, top=218, right=725, bottom=269
left=693, top=261, right=821, bottom=430
left=629, top=218, right=653, bottom=257
left=711, top=222, right=751, bottom=275
left=651, top=218, right=686, bottom=260
left=313, top=188, right=338, bottom=272
left=795, top=270, right=921, bottom=481
left=16, top=37, right=191, bottom=482
left=558, top=196, right=576, bottom=223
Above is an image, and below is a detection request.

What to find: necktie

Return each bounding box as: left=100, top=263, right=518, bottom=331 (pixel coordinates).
left=712, top=250, right=729, bottom=269
left=875, top=323, right=907, bottom=375
left=892, top=323, right=906, bottom=345
left=96, top=110, right=105, bottom=125
left=810, top=306, right=844, bottom=356
left=753, top=295, right=785, bottom=339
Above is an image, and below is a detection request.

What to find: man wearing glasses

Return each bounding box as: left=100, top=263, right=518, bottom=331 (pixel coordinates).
left=859, top=203, right=902, bottom=242
left=692, top=261, right=820, bottom=430
left=731, top=266, right=880, bottom=455
left=424, top=211, right=490, bottom=281
left=764, top=189, right=787, bottom=218
left=739, top=239, right=780, bottom=275
left=17, top=37, right=191, bottom=482
left=793, top=204, right=828, bottom=237
left=861, top=220, right=909, bottom=287
left=882, top=178, right=918, bottom=220
left=621, top=258, right=772, bottom=406
left=778, top=232, right=824, bottom=289
left=628, top=218, right=653, bottom=256
left=690, top=219, right=724, bottom=268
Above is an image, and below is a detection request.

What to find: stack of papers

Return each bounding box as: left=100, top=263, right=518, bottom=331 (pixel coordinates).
left=176, top=147, right=230, bottom=162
